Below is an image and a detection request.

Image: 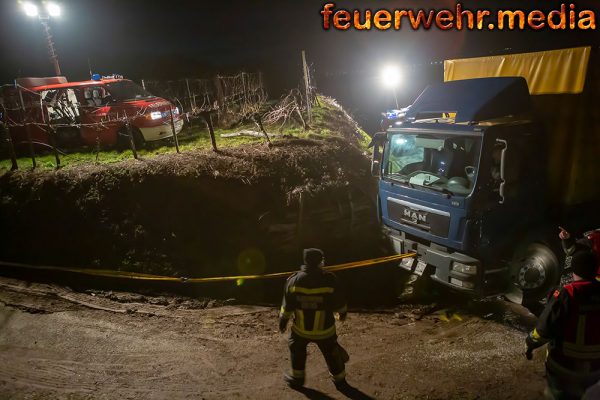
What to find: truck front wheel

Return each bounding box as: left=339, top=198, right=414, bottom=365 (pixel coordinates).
left=511, top=243, right=561, bottom=302
left=116, top=126, right=145, bottom=150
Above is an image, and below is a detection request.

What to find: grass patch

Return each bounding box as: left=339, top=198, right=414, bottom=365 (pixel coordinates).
left=0, top=126, right=267, bottom=173
left=0, top=95, right=370, bottom=173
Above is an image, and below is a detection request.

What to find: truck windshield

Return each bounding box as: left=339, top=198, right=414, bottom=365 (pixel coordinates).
left=105, top=81, right=155, bottom=101
left=383, top=132, right=481, bottom=196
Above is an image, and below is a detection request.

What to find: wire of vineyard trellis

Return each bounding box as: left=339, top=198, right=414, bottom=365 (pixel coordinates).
left=0, top=83, right=151, bottom=168
left=0, top=66, right=318, bottom=168
left=143, top=72, right=266, bottom=120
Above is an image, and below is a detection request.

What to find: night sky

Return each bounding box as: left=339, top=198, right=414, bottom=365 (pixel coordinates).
left=1, top=0, right=598, bottom=130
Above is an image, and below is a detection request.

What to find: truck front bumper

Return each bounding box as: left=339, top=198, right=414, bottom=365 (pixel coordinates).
left=140, top=119, right=184, bottom=142
left=387, top=229, right=482, bottom=294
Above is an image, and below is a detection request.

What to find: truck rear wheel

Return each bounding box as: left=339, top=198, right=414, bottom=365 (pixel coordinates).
left=511, top=242, right=561, bottom=302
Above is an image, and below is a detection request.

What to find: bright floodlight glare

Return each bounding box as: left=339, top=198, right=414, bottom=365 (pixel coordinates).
left=381, top=65, right=402, bottom=88
left=22, top=2, right=39, bottom=17
left=46, top=2, right=61, bottom=17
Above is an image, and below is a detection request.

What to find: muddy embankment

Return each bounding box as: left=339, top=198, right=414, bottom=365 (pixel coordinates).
left=0, top=136, right=400, bottom=304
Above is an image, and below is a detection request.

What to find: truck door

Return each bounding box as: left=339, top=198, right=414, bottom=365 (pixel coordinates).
left=75, top=85, right=120, bottom=147
left=477, top=130, right=533, bottom=254
left=484, top=132, right=534, bottom=206
left=476, top=137, right=503, bottom=252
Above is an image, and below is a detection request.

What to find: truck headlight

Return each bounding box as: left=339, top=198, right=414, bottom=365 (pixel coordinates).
left=452, top=262, right=477, bottom=275
left=150, top=111, right=162, bottom=120
left=450, top=277, right=475, bottom=289
left=173, top=107, right=180, bottom=115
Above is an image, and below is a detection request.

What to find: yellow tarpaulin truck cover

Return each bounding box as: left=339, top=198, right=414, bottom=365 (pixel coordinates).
left=444, top=47, right=590, bottom=94
left=445, top=47, right=599, bottom=206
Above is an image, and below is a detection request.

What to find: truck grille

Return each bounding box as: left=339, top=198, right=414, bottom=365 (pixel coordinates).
left=387, top=198, right=450, bottom=238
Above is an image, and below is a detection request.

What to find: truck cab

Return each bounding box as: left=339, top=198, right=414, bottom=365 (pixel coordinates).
left=373, top=47, right=600, bottom=302
left=374, top=77, right=552, bottom=298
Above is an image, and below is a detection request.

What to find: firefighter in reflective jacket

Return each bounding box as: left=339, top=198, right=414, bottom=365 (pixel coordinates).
left=526, top=248, right=600, bottom=400
left=279, top=248, right=349, bottom=389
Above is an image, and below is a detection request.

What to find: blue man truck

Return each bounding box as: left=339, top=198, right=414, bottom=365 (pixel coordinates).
left=371, top=47, right=600, bottom=302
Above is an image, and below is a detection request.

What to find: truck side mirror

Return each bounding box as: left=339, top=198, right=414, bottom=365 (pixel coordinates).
left=371, top=144, right=382, bottom=177
left=371, top=160, right=381, bottom=177
left=369, top=132, right=387, bottom=177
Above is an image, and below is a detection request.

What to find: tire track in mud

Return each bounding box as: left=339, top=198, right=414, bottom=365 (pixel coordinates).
left=0, top=277, right=261, bottom=397
left=0, top=356, right=214, bottom=393
left=0, top=278, right=267, bottom=319
left=0, top=311, right=242, bottom=397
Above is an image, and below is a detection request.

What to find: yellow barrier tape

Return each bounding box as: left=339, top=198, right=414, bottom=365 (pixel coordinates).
left=0, top=253, right=417, bottom=283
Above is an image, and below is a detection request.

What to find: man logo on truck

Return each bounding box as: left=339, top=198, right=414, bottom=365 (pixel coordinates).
left=404, top=209, right=427, bottom=225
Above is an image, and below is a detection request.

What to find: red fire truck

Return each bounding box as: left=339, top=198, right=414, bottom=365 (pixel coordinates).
left=1, top=75, right=183, bottom=150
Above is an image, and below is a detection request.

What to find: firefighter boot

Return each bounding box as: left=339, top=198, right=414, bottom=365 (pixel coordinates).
left=284, top=372, right=304, bottom=389
left=334, top=377, right=351, bottom=391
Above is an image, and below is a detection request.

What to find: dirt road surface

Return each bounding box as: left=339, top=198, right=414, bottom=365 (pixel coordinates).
left=0, top=276, right=547, bottom=399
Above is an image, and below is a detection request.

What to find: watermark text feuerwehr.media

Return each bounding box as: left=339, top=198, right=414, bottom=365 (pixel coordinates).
left=320, top=3, right=596, bottom=31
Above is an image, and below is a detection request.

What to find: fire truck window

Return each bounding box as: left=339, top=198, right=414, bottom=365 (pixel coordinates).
left=42, top=90, right=59, bottom=105
left=42, top=90, right=61, bottom=122
left=66, top=89, right=81, bottom=118
left=86, top=87, right=109, bottom=106
left=44, top=89, right=80, bottom=123
left=93, top=89, right=103, bottom=106
left=83, top=88, right=95, bottom=107
left=105, top=81, right=154, bottom=101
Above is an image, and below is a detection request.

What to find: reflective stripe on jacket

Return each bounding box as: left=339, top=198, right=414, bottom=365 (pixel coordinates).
left=555, top=282, right=600, bottom=370
left=532, top=281, right=600, bottom=374
left=280, top=265, right=347, bottom=340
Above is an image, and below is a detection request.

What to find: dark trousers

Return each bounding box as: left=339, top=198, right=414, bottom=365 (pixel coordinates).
left=546, top=364, right=600, bottom=400
left=289, top=331, right=346, bottom=381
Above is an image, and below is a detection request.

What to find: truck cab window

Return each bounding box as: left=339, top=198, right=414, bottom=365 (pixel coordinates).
left=386, top=135, right=424, bottom=175
left=383, top=132, right=482, bottom=196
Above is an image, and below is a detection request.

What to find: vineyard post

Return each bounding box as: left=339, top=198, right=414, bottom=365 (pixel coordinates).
left=124, top=111, right=138, bottom=160
left=169, top=107, right=181, bottom=153
left=0, top=120, right=18, bottom=170
left=201, top=111, right=218, bottom=152
left=46, top=122, right=61, bottom=169
left=302, top=50, right=312, bottom=125
left=185, top=79, right=194, bottom=130
left=17, top=86, right=36, bottom=169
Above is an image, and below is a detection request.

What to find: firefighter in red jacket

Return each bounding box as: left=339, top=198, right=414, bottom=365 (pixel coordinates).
left=560, top=227, right=600, bottom=280
left=279, top=248, right=350, bottom=389
left=526, top=246, right=600, bottom=399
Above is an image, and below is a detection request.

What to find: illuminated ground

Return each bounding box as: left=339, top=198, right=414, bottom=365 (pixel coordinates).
left=0, top=276, right=546, bottom=400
